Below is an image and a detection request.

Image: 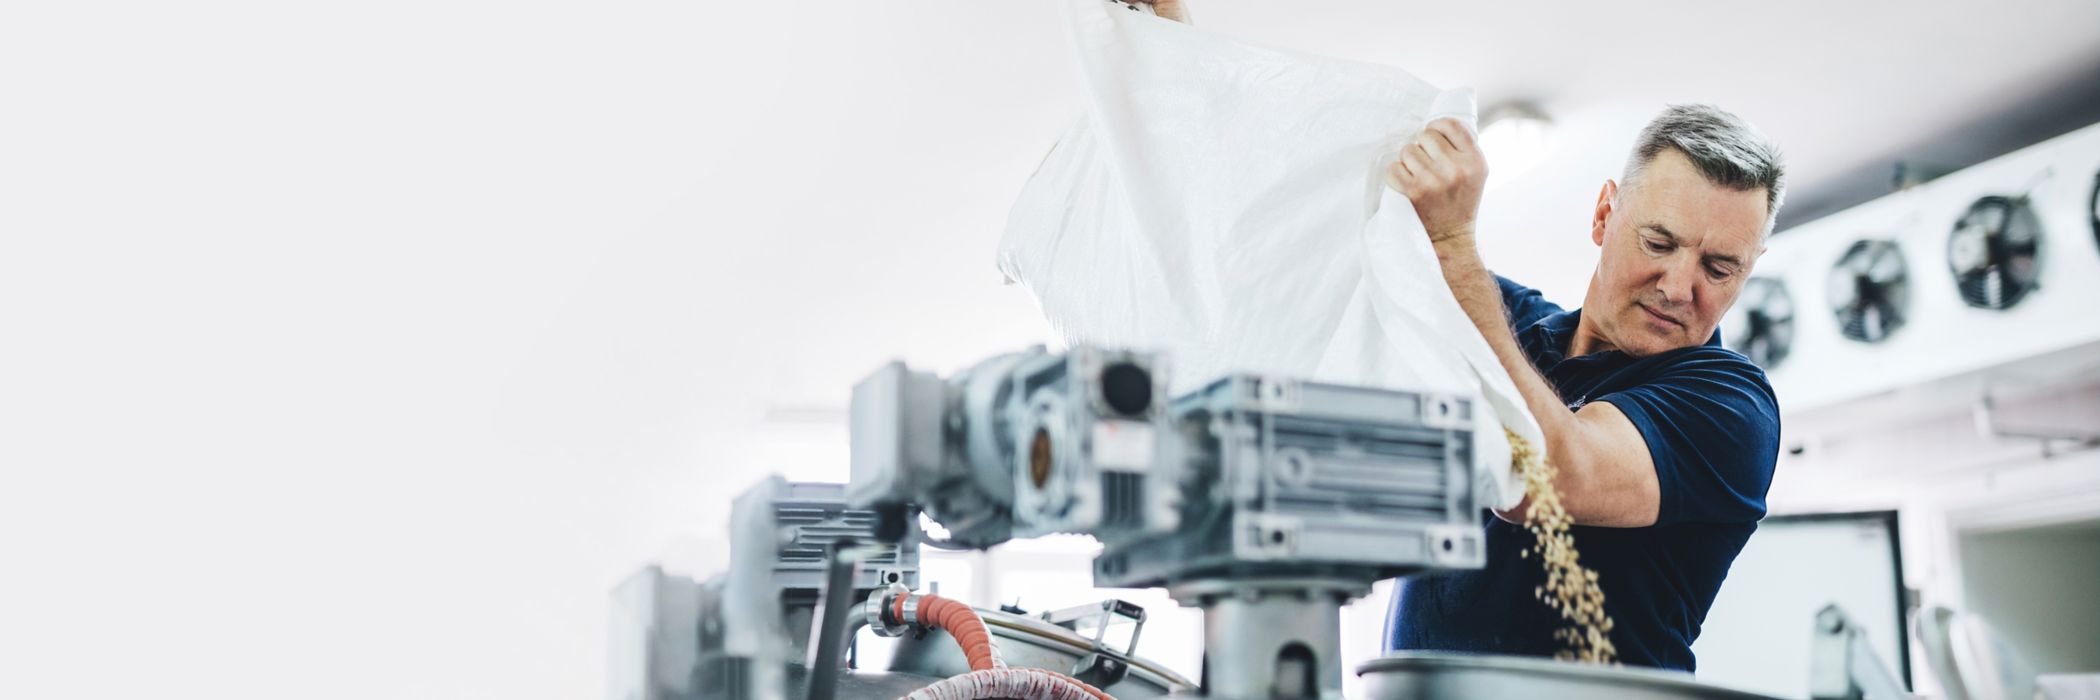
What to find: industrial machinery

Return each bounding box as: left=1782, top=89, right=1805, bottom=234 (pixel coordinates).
left=608, top=469, right=1196, bottom=700
left=1734, top=120, right=2100, bottom=416
left=847, top=346, right=1180, bottom=548
left=609, top=477, right=928, bottom=700
left=1827, top=239, right=1911, bottom=344
left=845, top=345, right=1488, bottom=699
left=1945, top=194, right=2044, bottom=310
left=2089, top=171, right=2098, bottom=253
left=612, top=345, right=1804, bottom=700
left=1720, top=276, right=1796, bottom=370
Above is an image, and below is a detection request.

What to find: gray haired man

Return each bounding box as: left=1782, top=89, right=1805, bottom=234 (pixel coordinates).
left=1384, top=104, right=1788, bottom=670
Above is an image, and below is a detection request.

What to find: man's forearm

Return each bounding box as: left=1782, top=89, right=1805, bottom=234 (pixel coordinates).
left=1433, top=234, right=1565, bottom=416
left=1432, top=233, right=1585, bottom=517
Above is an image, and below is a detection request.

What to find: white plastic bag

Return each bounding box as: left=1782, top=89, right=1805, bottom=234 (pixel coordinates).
left=998, top=0, right=1541, bottom=510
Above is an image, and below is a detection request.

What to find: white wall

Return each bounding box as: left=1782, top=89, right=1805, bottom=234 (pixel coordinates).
left=0, top=4, right=1071, bottom=700
left=1957, top=523, right=2100, bottom=674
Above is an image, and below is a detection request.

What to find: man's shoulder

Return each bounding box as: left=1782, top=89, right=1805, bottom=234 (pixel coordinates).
left=1616, top=343, right=1782, bottom=445
left=1493, top=274, right=1564, bottom=330
left=1646, top=344, right=1776, bottom=398
left=1610, top=342, right=1782, bottom=527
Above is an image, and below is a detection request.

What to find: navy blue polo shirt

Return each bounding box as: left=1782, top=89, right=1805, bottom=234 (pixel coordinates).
left=1386, top=275, right=1780, bottom=671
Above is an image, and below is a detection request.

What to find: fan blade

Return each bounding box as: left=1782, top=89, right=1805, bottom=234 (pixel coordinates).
left=1868, top=249, right=1904, bottom=281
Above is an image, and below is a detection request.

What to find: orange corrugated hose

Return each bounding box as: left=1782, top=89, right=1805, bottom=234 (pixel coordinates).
left=894, top=593, right=1001, bottom=671
left=892, top=592, right=1119, bottom=700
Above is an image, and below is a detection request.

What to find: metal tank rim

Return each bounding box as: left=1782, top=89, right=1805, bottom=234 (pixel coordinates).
left=1356, top=652, right=1785, bottom=700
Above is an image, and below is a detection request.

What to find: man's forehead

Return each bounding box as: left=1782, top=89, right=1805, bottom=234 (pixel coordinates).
left=1624, top=154, right=1769, bottom=255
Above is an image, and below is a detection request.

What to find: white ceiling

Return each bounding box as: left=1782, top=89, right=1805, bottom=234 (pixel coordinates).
left=1185, top=0, right=2100, bottom=195
left=5, top=2, right=2098, bottom=698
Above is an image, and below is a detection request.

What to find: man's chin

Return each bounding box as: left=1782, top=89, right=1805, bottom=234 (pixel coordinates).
left=1623, top=333, right=1684, bottom=358
left=1646, top=333, right=1702, bottom=356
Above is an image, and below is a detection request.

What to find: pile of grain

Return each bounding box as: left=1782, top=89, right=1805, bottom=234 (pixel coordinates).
left=1508, top=427, right=1618, bottom=664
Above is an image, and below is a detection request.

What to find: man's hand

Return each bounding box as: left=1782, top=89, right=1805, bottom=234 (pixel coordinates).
left=1133, top=0, right=1190, bottom=23
left=1385, top=118, right=1487, bottom=245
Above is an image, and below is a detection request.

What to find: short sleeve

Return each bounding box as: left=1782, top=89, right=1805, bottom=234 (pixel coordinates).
left=1495, top=275, right=1561, bottom=329
left=1593, top=349, right=1780, bottom=526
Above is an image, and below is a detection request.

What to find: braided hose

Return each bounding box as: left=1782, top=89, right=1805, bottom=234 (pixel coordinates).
left=902, top=668, right=1106, bottom=700
left=1026, top=668, right=1115, bottom=700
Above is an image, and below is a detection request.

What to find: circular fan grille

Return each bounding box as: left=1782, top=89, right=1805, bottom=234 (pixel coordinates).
left=1946, top=195, right=2043, bottom=310
left=1722, top=277, right=1794, bottom=369
left=1827, top=239, right=1909, bottom=343
left=2088, top=172, right=2098, bottom=257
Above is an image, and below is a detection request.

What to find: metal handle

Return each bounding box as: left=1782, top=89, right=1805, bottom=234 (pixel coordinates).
left=1040, top=599, right=1149, bottom=687
left=803, top=538, right=863, bottom=700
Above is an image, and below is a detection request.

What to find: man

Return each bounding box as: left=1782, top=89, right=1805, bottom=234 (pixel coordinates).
left=1383, top=105, right=1785, bottom=671
left=1134, top=0, right=1780, bottom=670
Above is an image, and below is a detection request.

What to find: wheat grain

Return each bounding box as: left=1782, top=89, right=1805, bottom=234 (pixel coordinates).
left=1508, top=427, right=1618, bottom=664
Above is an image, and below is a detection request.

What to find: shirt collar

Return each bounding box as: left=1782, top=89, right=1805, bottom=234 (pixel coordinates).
left=1522, top=308, right=1725, bottom=369
left=1521, top=309, right=1583, bottom=369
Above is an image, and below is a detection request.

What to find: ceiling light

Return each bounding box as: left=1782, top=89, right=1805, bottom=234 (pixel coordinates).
left=1478, top=102, right=1556, bottom=189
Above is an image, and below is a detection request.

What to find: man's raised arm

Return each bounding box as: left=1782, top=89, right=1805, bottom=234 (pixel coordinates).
left=1386, top=118, right=1662, bottom=528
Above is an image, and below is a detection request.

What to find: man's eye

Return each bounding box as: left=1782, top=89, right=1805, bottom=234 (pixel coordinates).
left=1706, top=264, right=1735, bottom=280
left=1643, top=239, right=1670, bottom=253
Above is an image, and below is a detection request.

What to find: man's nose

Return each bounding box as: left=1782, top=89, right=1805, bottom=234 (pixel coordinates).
left=1657, top=257, right=1696, bottom=306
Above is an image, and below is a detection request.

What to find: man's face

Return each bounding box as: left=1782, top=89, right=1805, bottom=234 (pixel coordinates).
left=1588, top=149, right=1769, bottom=357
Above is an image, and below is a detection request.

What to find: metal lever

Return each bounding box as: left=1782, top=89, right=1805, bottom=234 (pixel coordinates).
left=1041, top=599, right=1148, bottom=687
left=803, top=538, right=863, bottom=700
left=1809, top=604, right=1915, bottom=700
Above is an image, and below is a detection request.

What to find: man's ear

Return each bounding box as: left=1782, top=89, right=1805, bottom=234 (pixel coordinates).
left=1592, top=180, right=1617, bottom=247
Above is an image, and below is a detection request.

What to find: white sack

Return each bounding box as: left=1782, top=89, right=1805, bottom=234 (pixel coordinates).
left=998, top=0, right=1542, bottom=510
